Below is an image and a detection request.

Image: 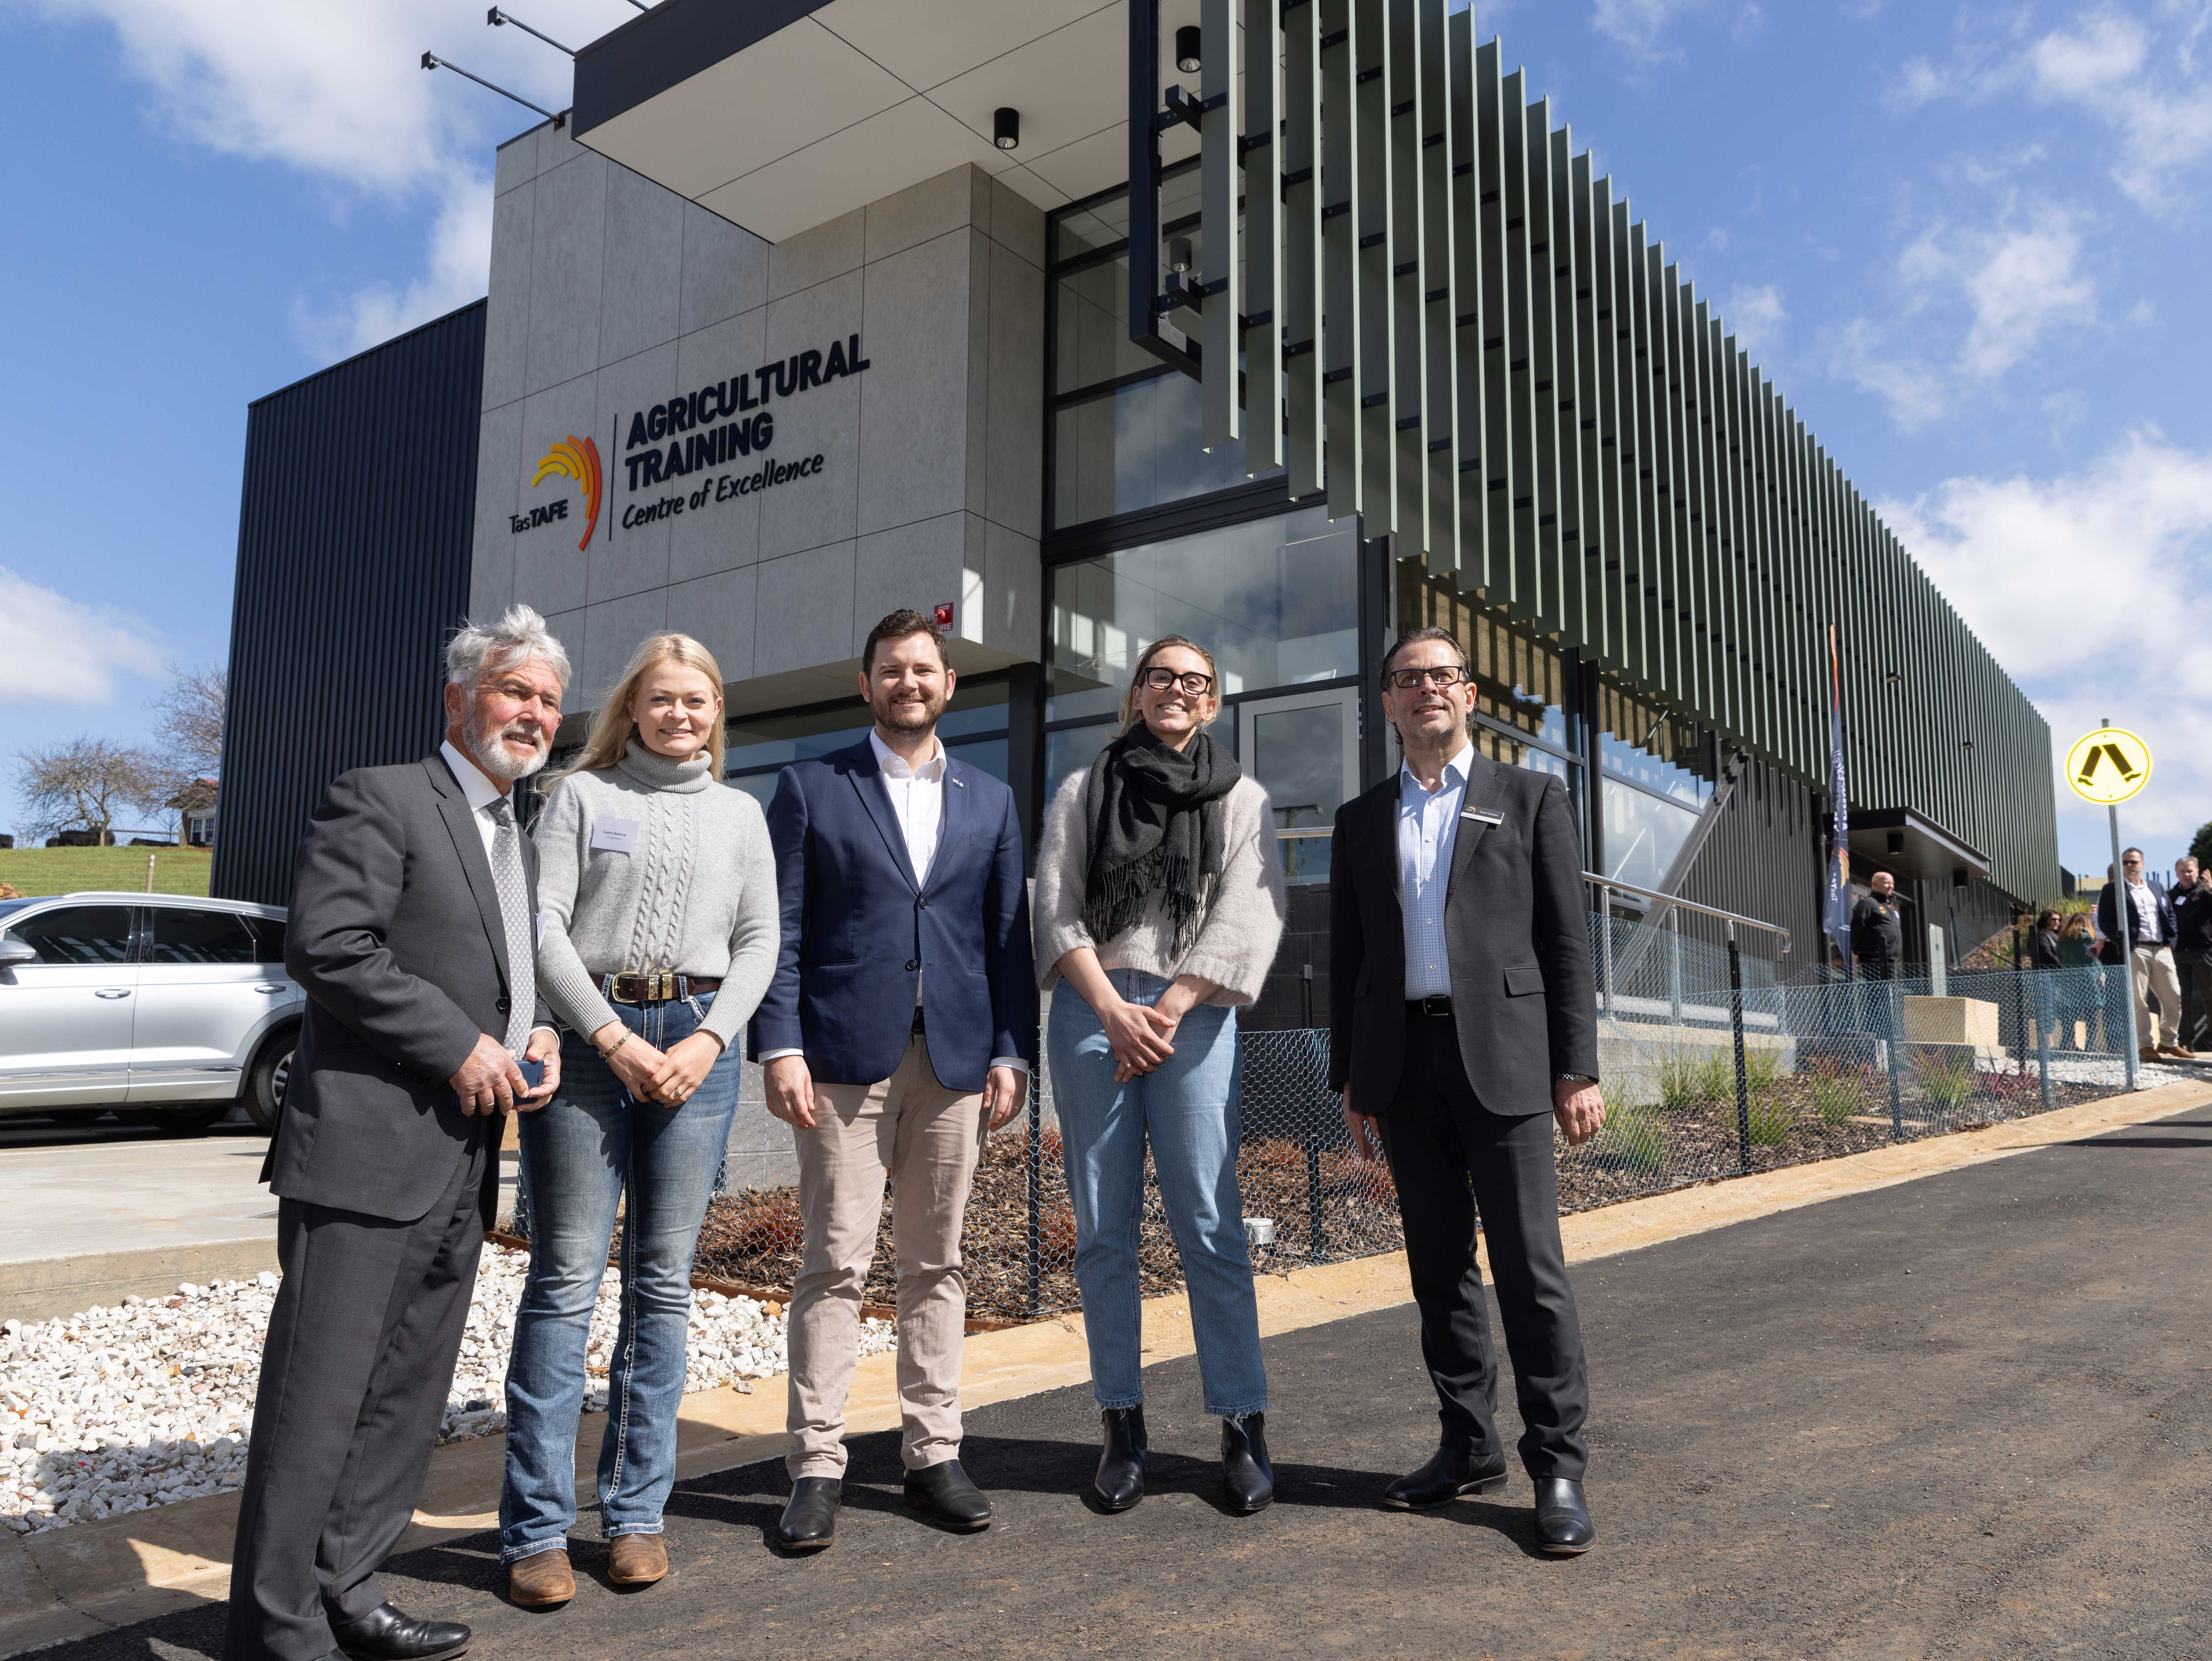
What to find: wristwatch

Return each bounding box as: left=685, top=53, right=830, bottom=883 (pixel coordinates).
left=1554, top=1072, right=1596, bottom=1085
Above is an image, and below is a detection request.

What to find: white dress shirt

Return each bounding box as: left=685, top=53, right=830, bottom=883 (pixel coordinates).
left=1398, top=741, right=1474, bottom=1001
left=438, top=739, right=555, bottom=1045
left=760, top=729, right=1027, bottom=1079
left=2128, top=878, right=2165, bottom=944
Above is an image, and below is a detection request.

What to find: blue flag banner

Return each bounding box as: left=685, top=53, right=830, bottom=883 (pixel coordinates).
left=1822, top=625, right=1852, bottom=965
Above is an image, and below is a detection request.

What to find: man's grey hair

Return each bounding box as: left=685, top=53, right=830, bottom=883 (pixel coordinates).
left=447, top=603, right=571, bottom=690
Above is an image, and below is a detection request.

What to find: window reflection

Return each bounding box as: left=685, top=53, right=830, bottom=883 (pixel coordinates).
left=1048, top=507, right=1360, bottom=721
left=1052, top=373, right=1279, bottom=527
left=1603, top=780, right=1701, bottom=890
left=1396, top=558, right=1573, bottom=761
left=1053, top=256, right=1160, bottom=395
left=1597, top=676, right=1712, bottom=806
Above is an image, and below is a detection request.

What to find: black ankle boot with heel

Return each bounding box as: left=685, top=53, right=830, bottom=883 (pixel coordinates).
left=1093, top=1405, right=1147, bottom=1511
left=1220, top=1412, right=1274, bottom=1513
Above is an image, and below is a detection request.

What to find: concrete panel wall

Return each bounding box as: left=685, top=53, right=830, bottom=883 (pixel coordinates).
left=478, top=128, right=1045, bottom=711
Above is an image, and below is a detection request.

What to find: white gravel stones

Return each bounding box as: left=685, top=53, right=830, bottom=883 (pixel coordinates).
left=0, top=1245, right=893, bottom=1535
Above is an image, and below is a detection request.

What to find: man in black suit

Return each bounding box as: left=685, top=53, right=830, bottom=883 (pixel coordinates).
left=227, top=606, right=569, bottom=1661
left=2170, top=857, right=2211, bottom=1053
left=1330, top=625, right=1604, bottom=1554
left=1850, top=872, right=1905, bottom=979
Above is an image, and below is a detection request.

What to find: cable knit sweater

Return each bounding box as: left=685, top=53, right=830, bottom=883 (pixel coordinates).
left=532, top=742, right=779, bottom=1051
left=1032, top=768, right=1287, bottom=1006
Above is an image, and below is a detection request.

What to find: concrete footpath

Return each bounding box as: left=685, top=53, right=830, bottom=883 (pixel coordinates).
left=4, top=1080, right=2207, bottom=1659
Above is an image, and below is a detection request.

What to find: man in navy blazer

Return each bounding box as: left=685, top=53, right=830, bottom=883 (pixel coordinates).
left=751, top=609, right=1036, bottom=1550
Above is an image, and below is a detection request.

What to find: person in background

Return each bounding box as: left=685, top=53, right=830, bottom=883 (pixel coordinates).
left=2056, top=912, right=2099, bottom=1051
left=2096, top=849, right=2189, bottom=1061
left=499, top=633, right=779, bottom=1608
left=1330, top=625, right=1604, bottom=1555
left=228, top=606, right=566, bottom=1661
left=1033, top=635, right=1289, bottom=1515
left=751, top=609, right=1036, bottom=1551
left=2027, top=909, right=2063, bottom=1050
left=1851, top=872, right=1905, bottom=979
left=2171, top=857, right=2212, bottom=1055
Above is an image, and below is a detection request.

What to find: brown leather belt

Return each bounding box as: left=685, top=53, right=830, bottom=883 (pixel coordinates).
left=608, top=972, right=721, bottom=1004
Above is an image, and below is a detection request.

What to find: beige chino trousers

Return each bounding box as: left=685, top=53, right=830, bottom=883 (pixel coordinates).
left=786, top=1034, right=984, bottom=1479
left=2133, top=943, right=2184, bottom=1049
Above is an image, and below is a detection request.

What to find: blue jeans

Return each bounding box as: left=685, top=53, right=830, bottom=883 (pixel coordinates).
left=1047, top=971, right=1267, bottom=1418
left=499, top=990, right=737, bottom=1562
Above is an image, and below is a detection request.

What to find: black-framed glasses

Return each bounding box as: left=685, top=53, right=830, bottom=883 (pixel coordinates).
left=1139, top=666, right=1216, bottom=696
left=1385, top=664, right=1471, bottom=691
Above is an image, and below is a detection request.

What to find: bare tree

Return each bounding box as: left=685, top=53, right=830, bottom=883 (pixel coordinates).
left=14, top=738, right=161, bottom=844
left=150, top=663, right=226, bottom=780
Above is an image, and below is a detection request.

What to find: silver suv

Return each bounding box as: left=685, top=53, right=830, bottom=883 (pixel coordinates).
left=0, top=891, right=303, bottom=1133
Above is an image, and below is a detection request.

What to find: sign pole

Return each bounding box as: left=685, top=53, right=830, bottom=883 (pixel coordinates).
left=2110, top=793, right=2138, bottom=1090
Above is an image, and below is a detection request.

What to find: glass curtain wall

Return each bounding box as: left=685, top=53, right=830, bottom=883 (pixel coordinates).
left=1395, top=560, right=1581, bottom=788
left=1048, top=170, right=1283, bottom=531
left=1595, top=676, right=1716, bottom=892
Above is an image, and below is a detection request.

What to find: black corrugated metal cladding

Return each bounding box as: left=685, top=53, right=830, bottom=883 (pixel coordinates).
left=212, top=300, right=486, bottom=907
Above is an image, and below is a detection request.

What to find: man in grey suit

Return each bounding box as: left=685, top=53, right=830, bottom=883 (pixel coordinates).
left=226, top=606, right=569, bottom=1661
left=1330, top=625, right=1605, bottom=1555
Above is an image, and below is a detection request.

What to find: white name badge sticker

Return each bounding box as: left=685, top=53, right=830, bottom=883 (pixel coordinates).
left=590, top=817, right=642, bottom=855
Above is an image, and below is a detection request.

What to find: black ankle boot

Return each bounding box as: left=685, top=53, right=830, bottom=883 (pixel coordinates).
left=1094, top=1406, right=1147, bottom=1512
left=1220, top=1413, right=1274, bottom=1514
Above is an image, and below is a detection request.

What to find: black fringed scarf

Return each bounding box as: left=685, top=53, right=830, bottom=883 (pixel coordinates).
left=1081, top=725, right=1241, bottom=952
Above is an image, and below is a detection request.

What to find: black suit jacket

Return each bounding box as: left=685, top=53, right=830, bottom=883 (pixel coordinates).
left=268, top=754, right=552, bottom=1222
left=1329, top=747, right=1599, bottom=1118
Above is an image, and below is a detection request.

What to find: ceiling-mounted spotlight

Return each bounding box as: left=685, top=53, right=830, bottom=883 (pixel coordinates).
left=1167, top=237, right=1194, bottom=274
left=993, top=107, right=1020, bottom=150
left=1175, top=25, right=1201, bottom=72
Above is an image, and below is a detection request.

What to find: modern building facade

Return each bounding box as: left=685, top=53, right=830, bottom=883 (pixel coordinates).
left=220, top=0, right=2059, bottom=993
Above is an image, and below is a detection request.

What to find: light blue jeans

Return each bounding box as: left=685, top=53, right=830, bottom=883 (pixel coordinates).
left=1047, top=971, right=1268, bottom=1418
left=499, top=989, right=737, bottom=1562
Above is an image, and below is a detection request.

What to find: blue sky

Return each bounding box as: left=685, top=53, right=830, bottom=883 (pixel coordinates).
left=2, top=0, right=2207, bottom=887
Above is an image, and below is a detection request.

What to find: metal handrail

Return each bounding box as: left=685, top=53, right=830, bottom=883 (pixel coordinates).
left=1583, top=872, right=1791, bottom=953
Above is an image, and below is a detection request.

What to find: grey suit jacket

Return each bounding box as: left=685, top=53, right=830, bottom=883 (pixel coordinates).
left=268, top=753, right=551, bottom=1222
left=1329, top=746, right=1599, bottom=1117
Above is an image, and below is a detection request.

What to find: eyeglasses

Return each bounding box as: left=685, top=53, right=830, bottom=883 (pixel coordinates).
left=1139, top=666, right=1215, bottom=696
left=1385, top=664, right=1471, bottom=691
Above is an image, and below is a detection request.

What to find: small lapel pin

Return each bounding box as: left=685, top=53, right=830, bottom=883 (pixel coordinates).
left=1464, top=807, right=1504, bottom=824
left=951, top=776, right=966, bottom=787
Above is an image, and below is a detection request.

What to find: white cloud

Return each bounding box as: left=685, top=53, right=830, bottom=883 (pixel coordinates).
left=1894, top=4, right=2212, bottom=208
left=1879, top=431, right=2212, bottom=852
left=1720, top=281, right=1786, bottom=360
left=0, top=569, right=165, bottom=703
left=1833, top=203, right=2096, bottom=428
left=28, top=0, right=607, bottom=359
left=1589, top=0, right=1763, bottom=57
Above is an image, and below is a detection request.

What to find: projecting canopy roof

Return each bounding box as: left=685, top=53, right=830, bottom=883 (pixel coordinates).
left=572, top=0, right=1200, bottom=243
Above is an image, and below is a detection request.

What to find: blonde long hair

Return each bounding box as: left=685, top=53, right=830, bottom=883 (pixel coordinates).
left=556, top=633, right=727, bottom=782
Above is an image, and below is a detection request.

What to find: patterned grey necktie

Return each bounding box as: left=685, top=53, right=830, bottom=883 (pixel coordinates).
left=484, top=797, right=536, bottom=1057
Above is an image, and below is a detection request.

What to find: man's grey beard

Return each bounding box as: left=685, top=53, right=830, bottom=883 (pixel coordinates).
left=465, top=715, right=549, bottom=782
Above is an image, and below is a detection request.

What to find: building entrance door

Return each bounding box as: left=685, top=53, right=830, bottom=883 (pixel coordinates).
left=1238, top=688, right=1359, bottom=887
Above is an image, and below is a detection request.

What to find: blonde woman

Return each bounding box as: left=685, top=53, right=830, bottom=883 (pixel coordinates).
left=1033, top=636, right=1287, bottom=1515
left=500, top=634, right=777, bottom=1606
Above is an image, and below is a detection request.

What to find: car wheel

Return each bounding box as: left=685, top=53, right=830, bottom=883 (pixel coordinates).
left=244, top=1035, right=294, bottom=1132
left=130, top=1103, right=231, bottom=1134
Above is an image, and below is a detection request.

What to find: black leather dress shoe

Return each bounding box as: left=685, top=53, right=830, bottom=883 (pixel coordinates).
left=1532, top=1476, right=1595, bottom=1553
left=330, top=1603, right=470, bottom=1661
left=1381, top=1445, right=1510, bottom=1511
left=773, top=1476, right=842, bottom=1551
left=903, top=1459, right=993, bottom=1530
left=1220, top=1414, right=1274, bottom=1514
left=1094, top=1406, right=1147, bottom=1511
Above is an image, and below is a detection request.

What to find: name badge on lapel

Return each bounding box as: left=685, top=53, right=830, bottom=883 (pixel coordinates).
left=590, top=817, right=641, bottom=854
left=1463, top=807, right=1505, bottom=825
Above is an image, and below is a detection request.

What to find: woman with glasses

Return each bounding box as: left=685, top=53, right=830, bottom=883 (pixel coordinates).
left=1033, top=635, right=1287, bottom=1514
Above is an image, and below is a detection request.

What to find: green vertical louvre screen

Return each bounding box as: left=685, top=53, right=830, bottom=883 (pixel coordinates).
left=1171, top=0, right=2057, bottom=904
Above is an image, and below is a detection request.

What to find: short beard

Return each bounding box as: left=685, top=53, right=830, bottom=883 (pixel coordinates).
left=873, top=689, right=946, bottom=734
left=465, top=706, right=549, bottom=782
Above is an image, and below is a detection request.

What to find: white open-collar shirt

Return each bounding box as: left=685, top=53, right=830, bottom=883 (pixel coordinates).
left=1398, top=740, right=1474, bottom=1001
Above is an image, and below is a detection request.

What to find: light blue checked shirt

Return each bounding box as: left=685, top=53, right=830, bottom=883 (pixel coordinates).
left=1399, top=742, right=1474, bottom=1000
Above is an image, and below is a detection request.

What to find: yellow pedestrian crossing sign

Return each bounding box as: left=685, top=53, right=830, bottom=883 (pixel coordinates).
left=2065, top=727, right=2152, bottom=805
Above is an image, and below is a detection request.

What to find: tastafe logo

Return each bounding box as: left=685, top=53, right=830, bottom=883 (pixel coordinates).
left=529, top=436, right=603, bottom=551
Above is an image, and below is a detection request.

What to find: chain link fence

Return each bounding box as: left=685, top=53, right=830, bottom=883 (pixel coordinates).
left=507, top=912, right=2145, bottom=1323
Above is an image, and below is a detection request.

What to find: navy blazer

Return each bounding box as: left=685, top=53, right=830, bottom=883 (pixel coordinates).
left=747, top=741, right=1037, bottom=1091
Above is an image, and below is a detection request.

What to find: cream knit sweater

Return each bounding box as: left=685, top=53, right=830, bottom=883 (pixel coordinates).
left=532, top=743, right=779, bottom=1050
left=1032, top=768, right=1287, bottom=1006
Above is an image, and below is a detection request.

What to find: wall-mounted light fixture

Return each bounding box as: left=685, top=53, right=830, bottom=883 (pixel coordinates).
left=993, top=107, right=1020, bottom=150
left=1167, top=237, right=1194, bottom=274
left=1175, top=25, right=1201, bottom=72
